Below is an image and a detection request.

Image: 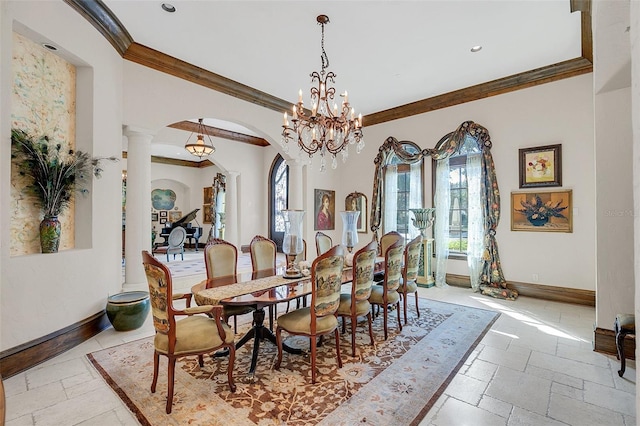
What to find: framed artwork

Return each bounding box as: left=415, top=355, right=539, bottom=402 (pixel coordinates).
left=345, top=192, right=368, bottom=233
left=168, top=211, right=182, bottom=223
left=203, top=187, right=213, bottom=204
left=151, top=188, right=177, bottom=210
left=519, top=144, right=562, bottom=188
left=151, top=212, right=159, bottom=222
left=511, top=189, right=572, bottom=233
left=314, top=189, right=335, bottom=230
left=159, top=210, right=167, bottom=218
left=159, top=218, right=167, bottom=224
left=203, top=204, right=212, bottom=224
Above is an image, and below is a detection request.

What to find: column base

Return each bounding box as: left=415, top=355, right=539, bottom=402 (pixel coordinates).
left=417, top=277, right=435, bottom=288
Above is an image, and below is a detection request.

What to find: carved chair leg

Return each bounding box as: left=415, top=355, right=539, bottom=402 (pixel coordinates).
left=350, top=316, right=357, bottom=357
left=166, top=357, right=177, bottom=414
left=367, top=313, right=375, bottom=346
left=151, top=352, right=160, bottom=393
left=414, top=291, right=420, bottom=318
left=274, top=328, right=284, bottom=369
left=226, top=344, right=237, bottom=392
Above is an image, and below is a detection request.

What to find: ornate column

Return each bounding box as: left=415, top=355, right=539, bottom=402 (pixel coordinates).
left=286, top=159, right=304, bottom=210
left=225, top=171, right=240, bottom=247
left=122, top=126, right=154, bottom=291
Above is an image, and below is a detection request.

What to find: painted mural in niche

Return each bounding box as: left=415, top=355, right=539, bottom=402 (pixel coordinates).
left=151, top=189, right=177, bottom=211
left=10, top=32, right=77, bottom=256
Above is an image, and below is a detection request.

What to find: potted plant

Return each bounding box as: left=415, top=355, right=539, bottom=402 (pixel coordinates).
left=11, top=128, right=117, bottom=253
left=515, top=194, right=568, bottom=226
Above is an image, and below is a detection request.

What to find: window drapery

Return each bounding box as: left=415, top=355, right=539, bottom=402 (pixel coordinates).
left=370, top=121, right=516, bottom=300
left=434, top=159, right=450, bottom=287
left=383, top=164, right=398, bottom=233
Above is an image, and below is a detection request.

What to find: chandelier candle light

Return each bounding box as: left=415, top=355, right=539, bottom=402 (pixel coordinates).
left=281, top=15, right=364, bottom=172
left=184, top=118, right=215, bottom=158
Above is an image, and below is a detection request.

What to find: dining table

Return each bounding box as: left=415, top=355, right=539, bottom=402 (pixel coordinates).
left=192, top=256, right=384, bottom=377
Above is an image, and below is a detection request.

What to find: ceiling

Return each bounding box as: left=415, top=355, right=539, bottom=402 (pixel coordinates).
left=96, top=1, right=593, bottom=162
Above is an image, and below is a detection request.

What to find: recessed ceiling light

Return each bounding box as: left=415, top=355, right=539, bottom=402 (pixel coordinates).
left=42, top=43, right=58, bottom=51
left=470, top=45, right=482, bottom=53
left=161, top=3, right=176, bottom=13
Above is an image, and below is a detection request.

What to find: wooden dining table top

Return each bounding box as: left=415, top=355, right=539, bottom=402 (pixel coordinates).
left=193, top=256, right=384, bottom=307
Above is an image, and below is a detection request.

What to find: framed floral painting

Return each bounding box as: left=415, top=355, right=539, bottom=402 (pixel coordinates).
left=519, top=144, right=562, bottom=188
left=511, top=190, right=572, bottom=232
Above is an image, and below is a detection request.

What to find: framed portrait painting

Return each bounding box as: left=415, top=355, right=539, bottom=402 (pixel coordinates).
left=511, top=189, right=572, bottom=232
left=519, top=144, right=562, bottom=188
left=314, top=189, right=335, bottom=230
left=345, top=192, right=368, bottom=233
left=203, top=204, right=213, bottom=224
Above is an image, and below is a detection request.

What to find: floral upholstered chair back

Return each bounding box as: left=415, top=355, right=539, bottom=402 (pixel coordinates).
left=312, top=245, right=345, bottom=319
left=353, top=240, right=378, bottom=302
left=404, top=235, right=422, bottom=283
left=385, top=240, right=404, bottom=293
left=250, top=235, right=276, bottom=277
left=204, top=238, right=238, bottom=284
left=142, top=251, right=173, bottom=335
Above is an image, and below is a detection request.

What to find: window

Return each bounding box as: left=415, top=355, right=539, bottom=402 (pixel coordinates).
left=269, top=155, right=288, bottom=251
left=448, top=155, right=468, bottom=256
left=382, top=142, right=423, bottom=242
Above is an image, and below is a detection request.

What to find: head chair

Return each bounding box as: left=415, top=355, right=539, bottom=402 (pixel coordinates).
left=141, top=250, right=236, bottom=414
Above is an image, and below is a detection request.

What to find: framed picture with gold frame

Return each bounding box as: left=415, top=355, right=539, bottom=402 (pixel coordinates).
left=345, top=192, right=367, bottom=233
left=203, top=187, right=213, bottom=204
left=511, top=189, right=572, bottom=232
left=203, top=204, right=212, bottom=224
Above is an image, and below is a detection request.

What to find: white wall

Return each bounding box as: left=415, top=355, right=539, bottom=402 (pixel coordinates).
left=347, top=75, right=597, bottom=291
left=0, top=2, right=123, bottom=349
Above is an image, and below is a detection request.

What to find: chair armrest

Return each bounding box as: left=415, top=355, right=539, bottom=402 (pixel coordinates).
left=183, top=305, right=215, bottom=315
left=172, top=292, right=192, bottom=308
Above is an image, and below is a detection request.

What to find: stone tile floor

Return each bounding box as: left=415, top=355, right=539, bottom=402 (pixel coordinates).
left=4, top=258, right=636, bottom=425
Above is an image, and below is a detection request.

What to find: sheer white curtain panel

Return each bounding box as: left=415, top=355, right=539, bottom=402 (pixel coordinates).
left=383, top=164, right=398, bottom=233
left=466, top=152, right=483, bottom=291
left=434, top=159, right=450, bottom=287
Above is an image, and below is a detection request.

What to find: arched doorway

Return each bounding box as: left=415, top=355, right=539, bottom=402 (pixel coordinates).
left=269, top=155, right=288, bottom=251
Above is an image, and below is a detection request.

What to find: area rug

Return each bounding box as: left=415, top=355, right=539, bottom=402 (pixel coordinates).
left=88, top=299, right=498, bottom=425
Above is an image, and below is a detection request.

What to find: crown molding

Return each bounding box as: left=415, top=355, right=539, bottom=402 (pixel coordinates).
left=67, top=0, right=593, bottom=127
left=168, top=121, right=269, bottom=147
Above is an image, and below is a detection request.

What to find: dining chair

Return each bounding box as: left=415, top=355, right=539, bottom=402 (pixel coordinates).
left=374, top=231, right=404, bottom=282
left=275, top=244, right=345, bottom=383
left=249, top=235, right=278, bottom=330
left=315, top=231, right=332, bottom=257
left=369, top=239, right=403, bottom=340
left=400, top=235, right=422, bottom=325
left=141, top=250, right=236, bottom=414
left=204, top=238, right=254, bottom=333
left=153, top=227, right=187, bottom=261
left=336, top=240, right=378, bottom=356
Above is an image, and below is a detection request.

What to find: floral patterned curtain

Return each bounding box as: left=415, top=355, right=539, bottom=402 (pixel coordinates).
left=370, top=121, right=517, bottom=300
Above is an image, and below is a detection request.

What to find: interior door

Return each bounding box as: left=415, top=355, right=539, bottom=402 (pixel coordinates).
left=269, top=155, right=288, bottom=251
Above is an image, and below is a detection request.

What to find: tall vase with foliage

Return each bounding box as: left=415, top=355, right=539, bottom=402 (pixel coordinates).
left=11, top=129, right=116, bottom=253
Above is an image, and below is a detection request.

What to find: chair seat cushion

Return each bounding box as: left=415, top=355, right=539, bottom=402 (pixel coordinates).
left=369, top=285, right=400, bottom=305
left=336, top=294, right=371, bottom=317
left=154, top=315, right=234, bottom=356
left=401, top=279, right=418, bottom=294
left=276, top=307, right=339, bottom=335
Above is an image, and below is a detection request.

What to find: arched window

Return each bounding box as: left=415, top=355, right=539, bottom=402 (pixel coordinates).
left=382, top=141, right=423, bottom=242
left=269, top=155, right=288, bottom=251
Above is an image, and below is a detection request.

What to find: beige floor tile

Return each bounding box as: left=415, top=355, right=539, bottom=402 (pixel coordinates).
left=5, top=381, right=66, bottom=421
left=431, top=397, right=507, bottom=426
left=32, top=387, right=121, bottom=426
left=485, top=367, right=552, bottom=415
left=444, top=374, right=488, bottom=405
left=478, top=395, right=512, bottom=418
left=583, top=380, right=636, bottom=417
left=528, top=351, right=614, bottom=387
left=478, top=346, right=530, bottom=372
left=548, top=393, right=626, bottom=425
left=507, top=406, right=568, bottom=426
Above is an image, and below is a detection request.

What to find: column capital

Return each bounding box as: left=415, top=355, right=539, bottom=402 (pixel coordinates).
left=227, top=170, right=240, bottom=178
left=123, top=125, right=156, bottom=139
left=285, top=158, right=305, bottom=169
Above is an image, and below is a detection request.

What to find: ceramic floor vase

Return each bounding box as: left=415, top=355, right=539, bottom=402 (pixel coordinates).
left=40, top=215, right=61, bottom=253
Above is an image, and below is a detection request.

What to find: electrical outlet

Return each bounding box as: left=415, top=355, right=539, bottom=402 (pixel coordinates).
left=531, top=273, right=539, bottom=283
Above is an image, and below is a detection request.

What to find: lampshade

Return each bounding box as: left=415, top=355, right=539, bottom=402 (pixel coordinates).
left=185, top=118, right=215, bottom=158
left=282, top=210, right=305, bottom=278
left=340, top=210, right=360, bottom=253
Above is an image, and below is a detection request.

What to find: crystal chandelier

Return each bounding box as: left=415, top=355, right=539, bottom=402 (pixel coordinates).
left=281, top=15, right=364, bottom=172
left=184, top=118, right=215, bottom=158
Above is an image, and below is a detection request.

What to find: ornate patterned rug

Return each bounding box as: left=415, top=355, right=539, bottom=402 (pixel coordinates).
left=88, top=299, right=498, bottom=425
